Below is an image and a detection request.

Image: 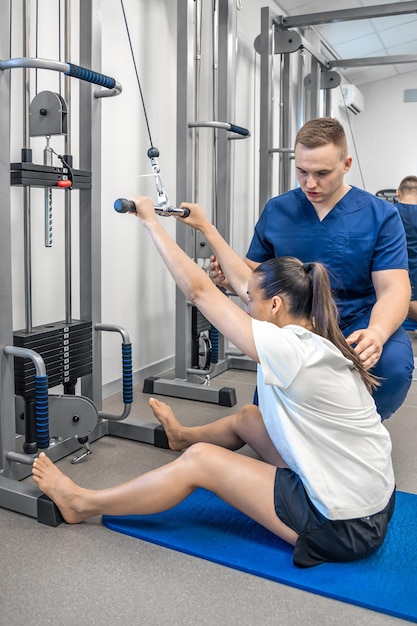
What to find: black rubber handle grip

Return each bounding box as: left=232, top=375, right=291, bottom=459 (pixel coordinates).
left=228, top=123, right=250, bottom=136
left=114, top=198, right=191, bottom=218
left=114, top=198, right=136, bottom=213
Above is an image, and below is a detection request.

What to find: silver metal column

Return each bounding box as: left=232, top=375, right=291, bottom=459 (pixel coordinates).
left=0, top=0, right=16, bottom=473
left=308, top=56, right=320, bottom=119
left=279, top=52, right=292, bottom=195
left=79, top=0, right=103, bottom=408
left=216, top=0, right=235, bottom=243
left=22, top=0, right=33, bottom=332
left=64, top=0, right=73, bottom=324
left=175, top=0, right=195, bottom=382
left=258, top=6, right=274, bottom=213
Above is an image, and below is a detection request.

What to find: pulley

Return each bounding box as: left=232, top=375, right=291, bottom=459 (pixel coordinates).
left=29, top=90, right=68, bottom=136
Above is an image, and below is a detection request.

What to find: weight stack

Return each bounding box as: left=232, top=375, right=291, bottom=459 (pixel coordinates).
left=191, top=307, right=211, bottom=369
left=13, top=320, right=93, bottom=398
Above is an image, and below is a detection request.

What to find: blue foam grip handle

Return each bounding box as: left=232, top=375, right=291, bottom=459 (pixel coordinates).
left=228, top=123, right=250, bottom=137
left=114, top=198, right=136, bottom=214
left=65, top=63, right=116, bottom=89
left=122, top=343, right=133, bottom=404
left=35, top=375, right=49, bottom=449
left=210, top=326, right=219, bottom=364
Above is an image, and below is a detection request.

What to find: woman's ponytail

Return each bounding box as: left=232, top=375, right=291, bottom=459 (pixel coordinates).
left=255, top=257, right=379, bottom=394
left=307, top=262, right=378, bottom=393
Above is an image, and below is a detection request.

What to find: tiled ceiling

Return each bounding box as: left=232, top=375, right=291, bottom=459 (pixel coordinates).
left=274, top=0, right=417, bottom=85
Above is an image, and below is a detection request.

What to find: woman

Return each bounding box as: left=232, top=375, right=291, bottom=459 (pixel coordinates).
left=32, top=197, right=395, bottom=568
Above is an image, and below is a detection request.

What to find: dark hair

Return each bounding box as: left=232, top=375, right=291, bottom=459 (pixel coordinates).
left=295, top=117, right=348, bottom=160
left=254, top=257, right=378, bottom=393
left=398, top=175, right=417, bottom=194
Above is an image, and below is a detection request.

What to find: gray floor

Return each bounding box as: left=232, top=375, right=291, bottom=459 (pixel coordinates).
left=2, top=339, right=417, bottom=625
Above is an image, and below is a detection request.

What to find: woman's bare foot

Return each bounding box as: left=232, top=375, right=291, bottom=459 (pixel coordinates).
left=32, top=453, right=93, bottom=524
left=149, top=397, right=190, bottom=451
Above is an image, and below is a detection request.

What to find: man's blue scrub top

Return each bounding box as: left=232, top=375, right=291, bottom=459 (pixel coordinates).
left=246, top=186, right=408, bottom=328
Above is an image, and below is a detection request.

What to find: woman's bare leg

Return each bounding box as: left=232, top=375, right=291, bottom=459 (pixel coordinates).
left=150, top=398, right=286, bottom=466
left=150, top=397, right=245, bottom=451
left=32, top=445, right=297, bottom=546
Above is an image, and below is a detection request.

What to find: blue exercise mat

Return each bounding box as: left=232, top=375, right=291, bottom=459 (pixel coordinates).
left=103, top=489, right=417, bottom=623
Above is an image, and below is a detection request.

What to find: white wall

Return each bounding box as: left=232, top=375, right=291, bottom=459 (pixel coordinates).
left=340, top=72, right=417, bottom=194
left=100, top=1, right=178, bottom=392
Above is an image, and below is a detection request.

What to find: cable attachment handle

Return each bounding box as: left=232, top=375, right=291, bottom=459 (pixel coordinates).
left=146, top=147, right=191, bottom=216
left=113, top=198, right=190, bottom=218
left=147, top=147, right=169, bottom=210
left=114, top=146, right=190, bottom=217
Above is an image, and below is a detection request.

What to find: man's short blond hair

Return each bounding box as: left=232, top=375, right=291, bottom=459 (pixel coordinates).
left=295, top=117, right=348, bottom=160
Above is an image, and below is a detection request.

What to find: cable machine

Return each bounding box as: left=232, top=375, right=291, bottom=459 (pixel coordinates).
left=255, top=6, right=341, bottom=210
left=255, top=2, right=417, bottom=209
left=0, top=0, right=168, bottom=526
left=141, top=0, right=254, bottom=408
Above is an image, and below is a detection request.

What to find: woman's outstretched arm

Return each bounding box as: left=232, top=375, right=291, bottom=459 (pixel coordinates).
left=131, top=196, right=258, bottom=362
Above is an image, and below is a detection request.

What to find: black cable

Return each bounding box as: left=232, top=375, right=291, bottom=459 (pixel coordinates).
left=58, top=0, right=62, bottom=96
left=35, top=0, right=38, bottom=94
left=51, top=148, right=74, bottom=187
left=9, top=0, right=12, bottom=58
left=120, top=0, right=154, bottom=150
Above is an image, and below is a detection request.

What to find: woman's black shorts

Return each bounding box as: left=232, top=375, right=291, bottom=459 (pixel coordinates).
left=274, top=467, right=395, bottom=568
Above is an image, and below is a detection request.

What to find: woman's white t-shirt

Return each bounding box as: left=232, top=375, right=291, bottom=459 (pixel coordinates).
left=252, top=319, right=395, bottom=520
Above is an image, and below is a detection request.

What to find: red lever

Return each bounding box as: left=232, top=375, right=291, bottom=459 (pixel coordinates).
left=57, top=179, right=72, bottom=188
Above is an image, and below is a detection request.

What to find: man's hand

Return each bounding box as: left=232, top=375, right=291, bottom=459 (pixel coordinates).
left=345, top=326, right=384, bottom=370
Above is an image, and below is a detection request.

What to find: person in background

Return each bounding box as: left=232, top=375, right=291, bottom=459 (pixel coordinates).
left=32, top=197, right=395, bottom=569
left=396, top=175, right=417, bottom=324
left=209, top=117, right=413, bottom=420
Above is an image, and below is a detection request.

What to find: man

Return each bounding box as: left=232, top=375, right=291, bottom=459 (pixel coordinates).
left=396, top=175, right=417, bottom=323
left=210, top=117, right=413, bottom=420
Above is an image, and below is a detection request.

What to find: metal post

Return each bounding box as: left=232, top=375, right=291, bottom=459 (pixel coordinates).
left=175, top=0, right=195, bottom=381
left=79, top=0, right=102, bottom=408
left=22, top=0, right=32, bottom=332
left=22, top=0, right=30, bottom=149
left=193, top=0, right=202, bottom=205
left=324, top=87, right=332, bottom=116
left=296, top=49, right=305, bottom=131
left=308, top=56, right=320, bottom=119
left=212, top=0, right=219, bottom=227
left=216, top=0, right=235, bottom=243
left=64, top=0, right=72, bottom=324
left=0, top=0, right=16, bottom=472
left=279, top=52, right=291, bottom=194
left=258, top=6, right=273, bottom=213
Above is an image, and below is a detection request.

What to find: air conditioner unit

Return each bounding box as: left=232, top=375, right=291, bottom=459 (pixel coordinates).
left=339, top=84, right=364, bottom=115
